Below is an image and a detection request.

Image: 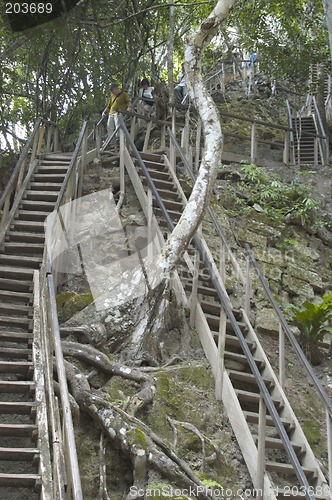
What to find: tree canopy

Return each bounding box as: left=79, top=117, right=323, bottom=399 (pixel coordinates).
left=0, top=0, right=331, bottom=150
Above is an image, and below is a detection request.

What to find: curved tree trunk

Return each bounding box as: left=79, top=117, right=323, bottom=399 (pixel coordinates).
left=159, top=0, right=237, bottom=277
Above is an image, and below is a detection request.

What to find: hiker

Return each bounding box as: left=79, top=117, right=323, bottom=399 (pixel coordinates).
left=103, top=83, right=132, bottom=139
left=174, top=63, right=187, bottom=103
left=138, top=78, right=155, bottom=116
left=139, top=78, right=154, bottom=106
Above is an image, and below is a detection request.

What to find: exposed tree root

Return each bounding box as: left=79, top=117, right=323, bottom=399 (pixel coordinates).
left=63, top=345, right=215, bottom=499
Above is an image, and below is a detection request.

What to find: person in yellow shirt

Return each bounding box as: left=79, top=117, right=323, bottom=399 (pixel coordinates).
left=103, top=83, right=132, bottom=140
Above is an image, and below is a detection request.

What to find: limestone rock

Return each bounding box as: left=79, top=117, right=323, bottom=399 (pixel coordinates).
left=282, top=274, right=315, bottom=299
left=255, top=308, right=279, bottom=335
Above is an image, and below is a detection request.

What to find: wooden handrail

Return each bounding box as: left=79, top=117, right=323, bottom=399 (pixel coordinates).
left=0, top=117, right=42, bottom=210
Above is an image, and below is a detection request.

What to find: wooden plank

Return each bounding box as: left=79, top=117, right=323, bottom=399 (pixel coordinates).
left=33, top=270, right=53, bottom=499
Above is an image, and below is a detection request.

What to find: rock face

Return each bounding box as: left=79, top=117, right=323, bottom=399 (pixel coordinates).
left=224, top=210, right=332, bottom=334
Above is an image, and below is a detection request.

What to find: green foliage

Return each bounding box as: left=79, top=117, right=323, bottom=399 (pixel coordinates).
left=241, top=163, right=268, bottom=184
left=283, top=292, right=332, bottom=343
left=224, top=164, right=318, bottom=226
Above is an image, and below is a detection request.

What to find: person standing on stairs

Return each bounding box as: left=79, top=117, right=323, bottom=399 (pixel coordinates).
left=138, top=78, right=155, bottom=117
left=174, top=63, right=187, bottom=103
left=103, top=83, right=132, bottom=141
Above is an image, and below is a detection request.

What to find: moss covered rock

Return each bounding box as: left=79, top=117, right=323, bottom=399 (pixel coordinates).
left=56, top=291, right=94, bottom=323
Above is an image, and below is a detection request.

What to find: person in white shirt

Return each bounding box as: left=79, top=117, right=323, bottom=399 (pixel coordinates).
left=174, top=64, right=187, bottom=103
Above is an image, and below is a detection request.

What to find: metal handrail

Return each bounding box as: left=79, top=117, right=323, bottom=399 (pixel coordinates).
left=168, top=128, right=327, bottom=499
left=120, top=115, right=315, bottom=499
left=167, top=126, right=246, bottom=284
left=245, top=243, right=332, bottom=418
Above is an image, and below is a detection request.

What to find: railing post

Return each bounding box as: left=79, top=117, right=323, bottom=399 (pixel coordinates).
left=283, top=131, right=290, bottom=165
left=256, top=395, right=266, bottom=500
left=36, top=122, right=46, bottom=157
left=46, top=124, right=52, bottom=152
left=279, top=322, right=285, bottom=388
left=161, top=124, right=166, bottom=149
left=77, top=127, right=87, bottom=201
left=143, top=120, right=152, bottom=152
left=220, top=62, right=225, bottom=92
left=314, top=137, right=319, bottom=165
left=118, top=126, right=125, bottom=210
left=54, top=127, right=59, bottom=152
left=96, top=122, right=102, bottom=158
left=219, top=240, right=226, bottom=284
left=189, top=250, right=200, bottom=328
left=215, top=307, right=226, bottom=400
left=245, top=255, right=251, bottom=316
left=279, top=323, right=286, bottom=388
left=328, top=409, right=332, bottom=491
left=251, top=122, right=257, bottom=164
left=170, top=107, right=176, bottom=170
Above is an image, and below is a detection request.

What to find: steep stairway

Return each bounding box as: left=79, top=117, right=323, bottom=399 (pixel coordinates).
left=292, top=116, right=321, bottom=164
left=0, top=153, right=72, bottom=497
left=132, top=150, right=331, bottom=500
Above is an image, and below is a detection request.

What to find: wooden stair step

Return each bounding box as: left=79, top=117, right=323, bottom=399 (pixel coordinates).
left=32, top=173, right=66, bottom=183
left=252, top=435, right=305, bottom=455
left=3, top=242, right=44, bottom=256
left=236, top=389, right=283, bottom=409
left=183, top=281, right=219, bottom=298
left=265, top=461, right=317, bottom=478
left=19, top=200, right=55, bottom=212
left=0, top=361, right=33, bottom=375
left=152, top=198, right=183, bottom=211
left=0, top=402, right=36, bottom=415
left=0, top=254, right=41, bottom=269
left=225, top=351, right=265, bottom=369
left=5, top=231, right=45, bottom=244
left=11, top=220, right=45, bottom=234
left=142, top=177, right=175, bottom=190
left=0, top=347, right=32, bottom=359
left=227, top=369, right=273, bottom=388
left=157, top=189, right=182, bottom=201
left=36, top=166, right=68, bottom=175
left=0, top=424, right=37, bottom=437
left=224, top=334, right=256, bottom=351
left=24, top=190, right=58, bottom=201
left=0, top=302, right=32, bottom=316
left=154, top=207, right=182, bottom=221
left=0, top=380, right=35, bottom=393
left=0, top=266, right=34, bottom=281
left=139, top=166, right=172, bottom=182
left=0, top=473, right=40, bottom=487
left=29, top=182, right=62, bottom=191
left=138, top=152, right=164, bottom=162
left=0, top=447, right=39, bottom=462
left=0, top=331, right=32, bottom=343
left=0, top=278, right=32, bottom=293
left=16, top=210, right=50, bottom=222
left=0, top=316, right=31, bottom=330
left=243, top=411, right=295, bottom=431
left=0, top=290, right=32, bottom=304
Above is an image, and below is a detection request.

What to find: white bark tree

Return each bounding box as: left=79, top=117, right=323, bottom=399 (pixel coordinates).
left=322, top=0, right=332, bottom=68
left=160, top=0, right=237, bottom=275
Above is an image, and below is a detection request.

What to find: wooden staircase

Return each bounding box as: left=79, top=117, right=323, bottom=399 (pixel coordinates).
left=292, top=116, right=320, bottom=164
left=0, top=153, right=72, bottom=497
left=133, top=150, right=331, bottom=499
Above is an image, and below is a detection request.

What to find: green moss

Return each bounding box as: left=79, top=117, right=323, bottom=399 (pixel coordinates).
left=302, top=419, right=322, bottom=450
left=56, top=291, right=94, bottom=322
left=127, top=427, right=148, bottom=451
